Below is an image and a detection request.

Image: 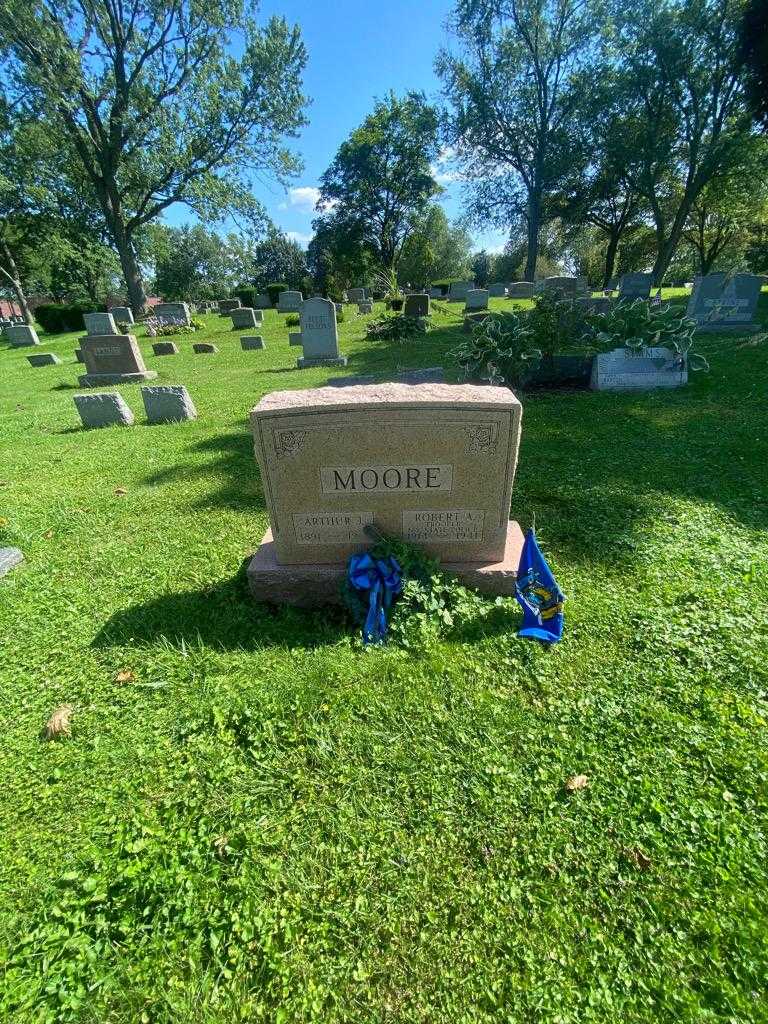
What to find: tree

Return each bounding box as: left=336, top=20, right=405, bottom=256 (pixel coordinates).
left=306, top=215, right=373, bottom=297
left=471, top=250, right=493, bottom=286
left=613, top=0, right=755, bottom=284
left=316, top=92, right=441, bottom=270
left=252, top=231, right=308, bottom=290
left=738, top=0, right=768, bottom=127
left=0, top=0, right=308, bottom=313
left=146, top=224, right=255, bottom=300
left=437, top=0, right=598, bottom=281
left=397, top=205, right=473, bottom=286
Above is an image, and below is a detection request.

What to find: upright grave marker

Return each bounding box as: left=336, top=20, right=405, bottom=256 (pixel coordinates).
left=296, top=297, right=347, bottom=368
left=110, top=306, right=134, bottom=324
left=231, top=307, right=262, bottom=329
left=448, top=281, right=473, bottom=302
left=590, top=347, right=687, bottom=390
left=248, top=383, right=524, bottom=605
left=541, top=276, right=578, bottom=297
left=78, top=333, right=157, bottom=386
left=508, top=282, right=534, bottom=299
left=6, top=324, right=41, bottom=347
left=154, top=302, right=190, bottom=325
left=465, top=289, right=490, bottom=311
left=74, top=392, right=135, bottom=428
left=617, top=273, right=653, bottom=302
left=686, top=273, right=762, bottom=332
left=404, top=294, right=430, bottom=317
left=488, top=283, right=507, bottom=297
left=218, top=299, right=241, bottom=314
left=348, top=288, right=367, bottom=304
left=83, top=312, right=117, bottom=335
left=278, top=290, right=304, bottom=313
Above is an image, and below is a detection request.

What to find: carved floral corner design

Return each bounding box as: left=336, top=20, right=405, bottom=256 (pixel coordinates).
left=274, top=429, right=308, bottom=458
left=466, top=424, right=497, bottom=455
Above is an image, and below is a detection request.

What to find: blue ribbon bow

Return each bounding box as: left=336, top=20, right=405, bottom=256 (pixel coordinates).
left=348, top=553, right=403, bottom=644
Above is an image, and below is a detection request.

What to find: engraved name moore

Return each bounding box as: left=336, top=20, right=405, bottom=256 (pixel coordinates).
left=320, top=464, right=452, bottom=494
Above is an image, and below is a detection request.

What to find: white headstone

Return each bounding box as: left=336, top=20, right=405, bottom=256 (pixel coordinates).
left=297, top=297, right=347, bottom=368
left=83, top=312, right=117, bottom=335
left=465, top=289, right=489, bottom=311
left=278, top=290, right=303, bottom=313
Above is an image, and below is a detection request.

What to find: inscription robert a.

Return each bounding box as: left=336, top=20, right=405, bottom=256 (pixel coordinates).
left=321, top=464, right=453, bottom=495
left=402, top=509, right=485, bottom=543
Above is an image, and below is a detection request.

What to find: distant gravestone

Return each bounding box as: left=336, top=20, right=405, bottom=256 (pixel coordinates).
left=488, top=283, right=507, bottom=298
left=395, top=366, right=444, bottom=384
left=348, top=287, right=367, bottom=304
left=278, top=290, right=303, bottom=313
left=448, top=281, right=473, bottom=302
left=154, top=302, right=190, bottom=325
left=404, top=293, right=430, bottom=317
left=241, top=336, right=265, bottom=350
left=428, top=287, right=442, bottom=299
left=255, top=293, right=271, bottom=309
left=358, top=301, right=373, bottom=314
left=618, top=273, right=653, bottom=302
left=218, top=299, right=241, bottom=314
left=74, top=392, right=135, bottom=428
left=141, top=385, right=197, bottom=424
left=193, top=342, right=218, bottom=354
left=110, top=306, right=134, bottom=324
left=152, top=341, right=179, bottom=356
left=507, top=282, right=534, bottom=300
left=83, top=311, right=117, bottom=335
left=577, top=296, right=612, bottom=314
left=231, top=307, right=261, bottom=329
left=0, top=547, right=24, bottom=579
left=78, top=334, right=156, bottom=387
left=541, top=276, right=578, bottom=297
left=27, top=353, right=61, bottom=366
left=465, top=289, right=490, bottom=311
left=297, top=297, right=347, bottom=368
left=590, top=347, right=687, bottom=391
left=289, top=332, right=303, bottom=347
left=6, top=324, right=41, bottom=347
left=686, top=273, right=762, bottom=332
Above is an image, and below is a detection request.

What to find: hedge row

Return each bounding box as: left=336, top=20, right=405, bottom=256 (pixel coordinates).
left=34, top=302, right=101, bottom=334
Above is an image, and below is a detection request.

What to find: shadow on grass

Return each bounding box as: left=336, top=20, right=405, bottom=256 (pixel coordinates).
left=142, top=430, right=265, bottom=513
left=92, top=559, right=351, bottom=651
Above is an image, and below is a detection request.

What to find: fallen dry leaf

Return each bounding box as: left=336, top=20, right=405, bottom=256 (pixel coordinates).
left=115, top=670, right=135, bottom=685
left=43, top=529, right=53, bottom=539
left=213, top=835, right=229, bottom=858
left=44, top=704, right=73, bottom=741
left=624, top=847, right=652, bottom=871
left=114, top=487, right=128, bottom=496
left=565, top=773, right=589, bottom=792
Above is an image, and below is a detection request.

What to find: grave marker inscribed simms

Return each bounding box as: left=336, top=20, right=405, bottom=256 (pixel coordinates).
left=251, top=383, right=522, bottom=565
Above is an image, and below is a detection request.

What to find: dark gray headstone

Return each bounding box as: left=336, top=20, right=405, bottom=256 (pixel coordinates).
left=193, top=343, right=218, bottom=353
left=74, top=392, right=134, bottom=428
left=686, top=273, right=762, bottom=331
left=152, top=342, right=179, bottom=356
left=241, top=336, right=265, bottom=350
left=141, top=385, right=197, bottom=424
left=404, top=294, right=430, bottom=317
left=27, top=353, right=61, bottom=367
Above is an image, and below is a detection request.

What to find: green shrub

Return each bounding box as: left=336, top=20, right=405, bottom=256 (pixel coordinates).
left=337, top=308, right=346, bottom=323
left=153, top=323, right=196, bottom=336
left=452, top=311, right=542, bottom=387
left=115, top=321, right=132, bottom=335
left=285, top=313, right=300, bottom=327
left=232, top=286, right=257, bottom=308
left=266, top=283, right=288, bottom=306
left=528, top=292, right=590, bottom=358
left=431, top=278, right=468, bottom=294
left=366, top=313, right=429, bottom=342
left=34, top=301, right=100, bottom=334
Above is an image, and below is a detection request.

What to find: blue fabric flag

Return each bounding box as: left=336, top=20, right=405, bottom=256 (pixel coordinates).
left=515, top=530, right=565, bottom=643
left=347, top=553, right=403, bottom=645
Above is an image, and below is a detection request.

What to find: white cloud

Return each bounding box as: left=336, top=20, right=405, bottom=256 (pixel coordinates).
left=285, top=230, right=313, bottom=247
left=431, top=146, right=462, bottom=185
left=278, top=185, right=338, bottom=214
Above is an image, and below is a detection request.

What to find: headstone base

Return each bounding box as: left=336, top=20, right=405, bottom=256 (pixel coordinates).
left=78, top=370, right=157, bottom=387
left=247, top=521, right=525, bottom=608
left=297, top=356, right=348, bottom=368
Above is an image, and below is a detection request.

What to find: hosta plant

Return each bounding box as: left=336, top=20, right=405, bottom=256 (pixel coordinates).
left=452, top=312, right=542, bottom=387
left=588, top=299, right=707, bottom=368
left=366, top=313, right=428, bottom=342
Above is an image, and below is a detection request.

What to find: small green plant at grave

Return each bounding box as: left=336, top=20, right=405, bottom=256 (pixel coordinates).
left=342, top=530, right=494, bottom=648
left=285, top=313, right=300, bottom=327
left=528, top=291, right=590, bottom=360
left=372, top=267, right=401, bottom=305
left=452, top=311, right=542, bottom=387
left=154, top=323, right=196, bottom=336
left=336, top=308, right=346, bottom=323
left=366, top=313, right=429, bottom=342
left=115, top=321, right=132, bottom=335
left=587, top=299, right=708, bottom=369
left=189, top=317, right=204, bottom=331
left=266, top=282, right=288, bottom=306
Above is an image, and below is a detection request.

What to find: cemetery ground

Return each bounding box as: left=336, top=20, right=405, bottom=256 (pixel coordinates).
left=0, top=294, right=767, bottom=1023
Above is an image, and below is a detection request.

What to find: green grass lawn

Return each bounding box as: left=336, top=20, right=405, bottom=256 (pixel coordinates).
left=1, top=296, right=767, bottom=1023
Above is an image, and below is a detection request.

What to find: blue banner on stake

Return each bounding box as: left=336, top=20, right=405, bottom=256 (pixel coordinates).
left=514, top=530, right=565, bottom=643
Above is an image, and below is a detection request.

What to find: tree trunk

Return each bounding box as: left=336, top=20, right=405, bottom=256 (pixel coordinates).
left=603, top=230, right=621, bottom=288
left=113, top=226, right=148, bottom=315
left=524, top=196, right=540, bottom=282
left=652, top=195, right=696, bottom=287
left=0, top=238, right=33, bottom=323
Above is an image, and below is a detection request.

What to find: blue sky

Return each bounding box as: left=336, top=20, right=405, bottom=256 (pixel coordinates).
left=164, top=0, right=508, bottom=254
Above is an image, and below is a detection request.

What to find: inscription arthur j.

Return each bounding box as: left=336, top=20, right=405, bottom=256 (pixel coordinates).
left=293, top=511, right=373, bottom=545
left=321, top=464, right=453, bottom=494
